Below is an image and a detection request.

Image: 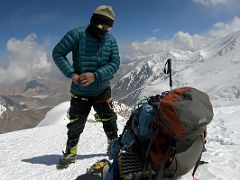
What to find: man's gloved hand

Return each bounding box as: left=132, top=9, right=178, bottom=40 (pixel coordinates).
left=79, top=72, right=96, bottom=86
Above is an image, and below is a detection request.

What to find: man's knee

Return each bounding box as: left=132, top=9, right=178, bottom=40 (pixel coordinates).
left=67, top=116, right=87, bottom=137
left=67, top=107, right=80, bottom=123
left=68, top=95, right=91, bottom=123
left=94, top=111, right=117, bottom=122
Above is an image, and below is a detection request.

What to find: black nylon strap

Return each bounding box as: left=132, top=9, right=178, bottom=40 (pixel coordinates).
left=144, top=127, right=160, bottom=171
left=156, top=145, right=176, bottom=180
left=192, top=157, right=208, bottom=177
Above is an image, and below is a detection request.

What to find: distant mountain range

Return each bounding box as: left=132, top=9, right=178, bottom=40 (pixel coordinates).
left=1, top=30, right=240, bottom=133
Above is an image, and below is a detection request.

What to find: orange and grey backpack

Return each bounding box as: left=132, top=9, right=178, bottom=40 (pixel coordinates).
left=117, top=87, right=214, bottom=180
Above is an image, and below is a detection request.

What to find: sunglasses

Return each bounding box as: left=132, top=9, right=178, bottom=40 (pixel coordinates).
left=96, top=24, right=112, bottom=31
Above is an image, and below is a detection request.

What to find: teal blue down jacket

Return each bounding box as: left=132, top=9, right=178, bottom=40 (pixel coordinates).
left=52, top=26, right=120, bottom=96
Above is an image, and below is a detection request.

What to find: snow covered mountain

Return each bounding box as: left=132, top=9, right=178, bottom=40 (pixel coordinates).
left=0, top=99, right=240, bottom=179
left=1, top=30, right=240, bottom=179
left=113, top=31, right=240, bottom=107
left=200, top=31, right=240, bottom=59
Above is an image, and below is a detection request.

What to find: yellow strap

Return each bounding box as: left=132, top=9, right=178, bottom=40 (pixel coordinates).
left=94, top=113, right=112, bottom=122
left=71, top=94, right=89, bottom=101
left=69, top=117, right=78, bottom=123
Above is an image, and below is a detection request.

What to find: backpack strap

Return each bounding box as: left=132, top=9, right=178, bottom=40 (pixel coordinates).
left=192, top=155, right=208, bottom=178
left=144, top=125, right=177, bottom=180
left=155, top=143, right=176, bottom=180
left=144, top=126, right=160, bottom=171
left=191, top=131, right=208, bottom=179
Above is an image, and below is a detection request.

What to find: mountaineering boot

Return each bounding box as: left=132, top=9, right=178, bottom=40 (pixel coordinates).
left=57, top=147, right=77, bottom=169
left=57, top=139, right=78, bottom=169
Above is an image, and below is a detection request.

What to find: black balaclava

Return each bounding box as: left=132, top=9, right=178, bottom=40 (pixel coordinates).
left=87, top=14, right=114, bottom=39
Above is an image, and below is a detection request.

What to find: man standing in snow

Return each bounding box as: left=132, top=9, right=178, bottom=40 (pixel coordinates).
left=52, top=5, right=120, bottom=168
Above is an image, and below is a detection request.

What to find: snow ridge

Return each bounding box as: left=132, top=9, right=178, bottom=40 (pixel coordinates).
left=113, top=31, right=240, bottom=107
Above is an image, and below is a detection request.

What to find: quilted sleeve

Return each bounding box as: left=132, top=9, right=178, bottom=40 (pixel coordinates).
left=52, top=30, right=79, bottom=78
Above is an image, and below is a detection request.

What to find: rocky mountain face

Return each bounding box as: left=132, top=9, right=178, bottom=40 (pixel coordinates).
left=0, top=76, right=70, bottom=134
left=0, top=73, right=130, bottom=134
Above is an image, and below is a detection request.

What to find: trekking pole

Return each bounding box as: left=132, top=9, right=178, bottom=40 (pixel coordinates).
left=163, top=59, right=173, bottom=91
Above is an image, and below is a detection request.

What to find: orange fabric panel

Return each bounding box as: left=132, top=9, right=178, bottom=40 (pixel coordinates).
left=159, top=87, right=188, bottom=136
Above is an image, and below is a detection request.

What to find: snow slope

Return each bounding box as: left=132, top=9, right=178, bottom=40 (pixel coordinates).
left=113, top=31, right=240, bottom=107
left=0, top=101, right=240, bottom=180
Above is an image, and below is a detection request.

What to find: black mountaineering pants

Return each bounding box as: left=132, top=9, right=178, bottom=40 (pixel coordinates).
left=66, top=86, right=118, bottom=148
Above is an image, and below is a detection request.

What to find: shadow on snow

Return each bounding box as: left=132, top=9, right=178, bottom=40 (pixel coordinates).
left=22, top=153, right=107, bottom=166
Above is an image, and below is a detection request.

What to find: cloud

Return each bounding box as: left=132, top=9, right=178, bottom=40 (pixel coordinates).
left=120, top=16, right=240, bottom=63
left=119, top=37, right=165, bottom=63
left=170, top=31, right=213, bottom=51
left=120, top=32, right=213, bottom=62
left=208, top=16, right=240, bottom=37
left=0, top=34, right=52, bottom=86
left=193, top=0, right=232, bottom=6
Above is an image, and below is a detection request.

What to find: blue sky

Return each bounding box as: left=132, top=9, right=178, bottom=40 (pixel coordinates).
left=1, top=0, right=240, bottom=46
left=1, top=0, right=240, bottom=85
